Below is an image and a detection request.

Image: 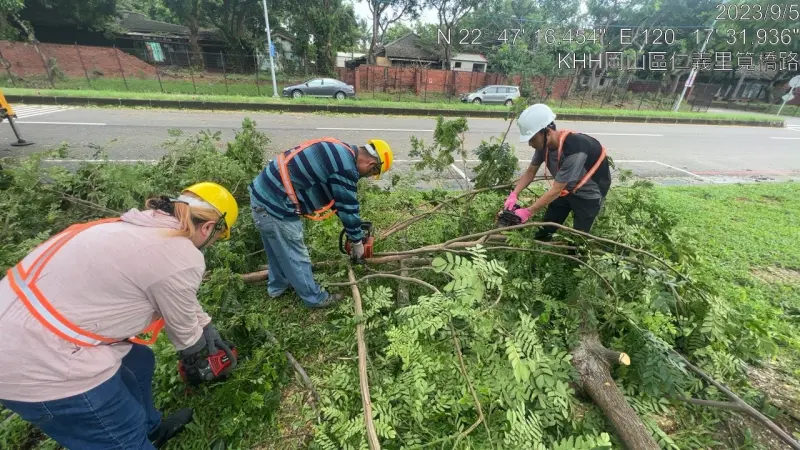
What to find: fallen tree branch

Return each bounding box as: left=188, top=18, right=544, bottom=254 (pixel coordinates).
left=329, top=273, right=441, bottom=295
left=484, top=246, right=616, bottom=295
left=673, top=353, right=800, bottom=450
left=572, top=322, right=660, bottom=450
left=239, top=257, right=432, bottom=284
left=450, top=322, right=492, bottom=448
left=348, top=266, right=381, bottom=450
left=49, top=188, right=121, bottom=216
left=445, top=221, right=686, bottom=280
left=379, top=184, right=515, bottom=239
left=264, top=331, right=321, bottom=421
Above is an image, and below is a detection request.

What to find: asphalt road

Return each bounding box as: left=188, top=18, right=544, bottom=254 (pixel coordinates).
left=3, top=104, right=800, bottom=184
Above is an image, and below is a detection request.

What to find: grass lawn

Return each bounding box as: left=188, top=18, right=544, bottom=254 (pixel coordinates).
left=3, top=87, right=780, bottom=122
left=658, top=181, right=800, bottom=373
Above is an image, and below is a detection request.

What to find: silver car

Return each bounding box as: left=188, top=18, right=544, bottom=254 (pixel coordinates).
left=283, top=78, right=355, bottom=100
left=461, top=85, right=520, bottom=105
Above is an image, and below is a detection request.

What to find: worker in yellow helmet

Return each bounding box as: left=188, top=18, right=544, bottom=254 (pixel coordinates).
left=249, top=138, right=393, bottom=309
left=0, top=182, right=239, bottom=449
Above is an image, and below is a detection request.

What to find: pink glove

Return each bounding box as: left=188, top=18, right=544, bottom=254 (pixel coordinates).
left=504, top=192, right=518, bottom=210
left=514, top=208, right=532, bottom=223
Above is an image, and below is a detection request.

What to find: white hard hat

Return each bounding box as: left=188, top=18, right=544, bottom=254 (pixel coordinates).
left=517, top=104, right=557, bottom=143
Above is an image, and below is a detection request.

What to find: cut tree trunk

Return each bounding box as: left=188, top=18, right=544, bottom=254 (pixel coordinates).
left=572, top=326, right=660, bottom=450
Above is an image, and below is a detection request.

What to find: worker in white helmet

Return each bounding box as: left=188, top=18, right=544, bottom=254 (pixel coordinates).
left=504, top=104, right=612, bottom=240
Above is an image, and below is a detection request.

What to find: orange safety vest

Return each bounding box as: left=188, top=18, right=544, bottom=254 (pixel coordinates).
left=276, top=137, right=356, bottom=221
left=543, top=130, right=608, bottom=197
left=6, top=218, right=165, bottom=347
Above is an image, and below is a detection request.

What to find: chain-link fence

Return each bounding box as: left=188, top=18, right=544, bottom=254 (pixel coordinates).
left=3, top=41, right=797, bottom=115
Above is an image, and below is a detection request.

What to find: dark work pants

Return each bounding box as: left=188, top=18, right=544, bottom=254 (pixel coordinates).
left=534, top=195, right=604, bottom=241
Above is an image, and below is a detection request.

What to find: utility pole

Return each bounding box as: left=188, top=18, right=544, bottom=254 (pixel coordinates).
left=673, top=21, right=717, bottom=112
left=261, top=0, right=279, bottom=97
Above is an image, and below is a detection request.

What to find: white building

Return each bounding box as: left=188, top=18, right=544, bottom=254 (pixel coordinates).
left=337, top=51, right=365, bottom=68
left=451, top=53, right=487, bottom=72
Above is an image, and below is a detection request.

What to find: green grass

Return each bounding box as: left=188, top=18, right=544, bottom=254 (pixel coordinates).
left=3, top=87, right=780, bottom=122
left=658, top=181, right=800, bottom=371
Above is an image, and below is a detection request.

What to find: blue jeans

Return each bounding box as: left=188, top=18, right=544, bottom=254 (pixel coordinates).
left=250, top=196, right=329, bottom=306
left=1, top=344, right=161, bottom=450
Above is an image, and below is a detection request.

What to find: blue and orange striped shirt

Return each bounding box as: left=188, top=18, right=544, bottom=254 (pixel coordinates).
left=249, top=139, right=364, bottom=242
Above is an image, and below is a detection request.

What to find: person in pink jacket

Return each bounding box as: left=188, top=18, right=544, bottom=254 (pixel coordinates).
left=0, top=182, right=240, bottom=449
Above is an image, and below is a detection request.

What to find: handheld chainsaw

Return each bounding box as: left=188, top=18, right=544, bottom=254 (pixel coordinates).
left=339, top=222, right=375, bottom=262
left=178, top=343, right=238, bottom=385
left=496, top=204, right=523, bottom=228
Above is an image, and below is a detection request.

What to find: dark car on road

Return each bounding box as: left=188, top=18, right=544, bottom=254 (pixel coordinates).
left=283, top=78, right=355, bottom=100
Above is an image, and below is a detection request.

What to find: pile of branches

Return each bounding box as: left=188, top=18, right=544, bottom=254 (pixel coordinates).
left=238, top=184, right=800, bottom=450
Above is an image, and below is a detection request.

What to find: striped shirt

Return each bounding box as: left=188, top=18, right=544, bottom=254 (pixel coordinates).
left=249, top=139, right=364, bottom=242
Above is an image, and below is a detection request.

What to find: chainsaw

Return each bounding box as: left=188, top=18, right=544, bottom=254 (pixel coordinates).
left=339, top=222, right=375, bottom=263
left=178, top=343, right=238, bottom=385
left=496, top=204, right=523, bottom=228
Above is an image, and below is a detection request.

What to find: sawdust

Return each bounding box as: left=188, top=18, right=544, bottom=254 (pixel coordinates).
left=751, top=266, right=800, bottom=284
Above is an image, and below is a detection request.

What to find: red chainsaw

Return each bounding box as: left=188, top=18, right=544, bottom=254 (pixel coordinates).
left=178, top=342, right=238, bottom=385
left=339, top=222, right=375, bottom=263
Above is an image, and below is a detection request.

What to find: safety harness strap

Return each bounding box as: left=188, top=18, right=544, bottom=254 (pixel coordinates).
left=544, top=131, right=608, bottom=197
left=277, top=137, right=355, bottom=221
left=7, top=218, right=166, bottom=347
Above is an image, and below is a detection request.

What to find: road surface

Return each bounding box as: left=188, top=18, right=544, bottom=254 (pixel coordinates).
left=3, top=104, right=800, bottom=184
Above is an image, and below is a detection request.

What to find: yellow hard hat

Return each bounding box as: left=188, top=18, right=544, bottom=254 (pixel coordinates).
left=182, top=182, right=239, bottom=240
left=366, top=139, right=393, bottom=178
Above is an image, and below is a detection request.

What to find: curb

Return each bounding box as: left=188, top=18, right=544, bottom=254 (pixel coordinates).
left=5, top=95, right=786, bottom=128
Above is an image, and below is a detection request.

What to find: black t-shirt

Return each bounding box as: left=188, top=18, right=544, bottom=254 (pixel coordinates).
left=531, top=133, right=608, bottom=200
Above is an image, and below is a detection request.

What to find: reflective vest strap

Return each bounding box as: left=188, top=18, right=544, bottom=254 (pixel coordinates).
left=128, top=318, right=165, bottom=345
left=7, top=266, right=108, bottom=347
left=8, top=217, right=165, bottom=348
left=546, top=131, right=607, bottom=197
left=570, top=145, right=607, bottom=195
left=277, top=138, right=355, bottom=220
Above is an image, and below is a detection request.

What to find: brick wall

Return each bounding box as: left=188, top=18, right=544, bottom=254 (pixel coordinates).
left=344, top=65, right=575, bottom=98
left=1, top=41, right=157, bottom=79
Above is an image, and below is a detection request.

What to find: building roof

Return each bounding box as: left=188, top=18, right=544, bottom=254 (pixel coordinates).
left=117, top=12, right=222, bottom=42
left=338, top=51, right=365, bottom=58
left=379, top=33, right=438, bottom=61
left=452, top=53, right=487, bottom=63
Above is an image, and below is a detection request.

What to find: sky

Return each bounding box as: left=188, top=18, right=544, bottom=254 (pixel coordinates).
left=350, top=0, right=440, bottom=26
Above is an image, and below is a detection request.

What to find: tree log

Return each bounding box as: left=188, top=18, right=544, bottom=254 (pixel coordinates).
left=348, top=267, right=381, bottom=450
left=572, top=329, right=660, bottom=450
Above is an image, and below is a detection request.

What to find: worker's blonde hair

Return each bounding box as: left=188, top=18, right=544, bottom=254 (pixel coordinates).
left=144, top=192, right=222, bottom=240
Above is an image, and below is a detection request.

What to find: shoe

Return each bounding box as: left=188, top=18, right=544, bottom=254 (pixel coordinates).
left=148, top=408, right=194, bottom=448
left=268, top=286, right=293, bottom=299
left=307, top=293, right=344, bottom=309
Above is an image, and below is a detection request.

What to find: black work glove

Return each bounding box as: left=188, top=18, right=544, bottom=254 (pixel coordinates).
left=179, top=324, right=238, bottom=384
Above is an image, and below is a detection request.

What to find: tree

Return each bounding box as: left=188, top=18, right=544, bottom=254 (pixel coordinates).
left=117, top=0, right=176, bottom=23
left=0, top=0, right=25, bottom=40
left=383, top=22, right=411, bottom=44
left=428, top=0, right=484, bottom=69
left=164, top=0, right=205, bottom=66
left=365, top=0, right=420, bottom=64
left=291, top=0, right=359, bottom=75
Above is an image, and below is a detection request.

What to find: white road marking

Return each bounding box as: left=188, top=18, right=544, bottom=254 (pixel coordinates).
left=317, top=128, right=665, bottom=137
left=770, top=137, right=800, bottom=140
left=449, top=163, right=468, bottom=180
left=17, top=121, right=106, bottom=126
left=318, top=127, right=434, bottom=132
left=585, top=133, right=664, bottom=137
left=619, top=160, right=710, bottom=181
left=11, top=105, right=72, bottom=119
left=786, top=125, right=800, bottom=132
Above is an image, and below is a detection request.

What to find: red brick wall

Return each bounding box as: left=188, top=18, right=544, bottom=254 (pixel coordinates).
left=1, top=41, right=157, bottom=79
left=345, top=65, right=575, bottom=99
